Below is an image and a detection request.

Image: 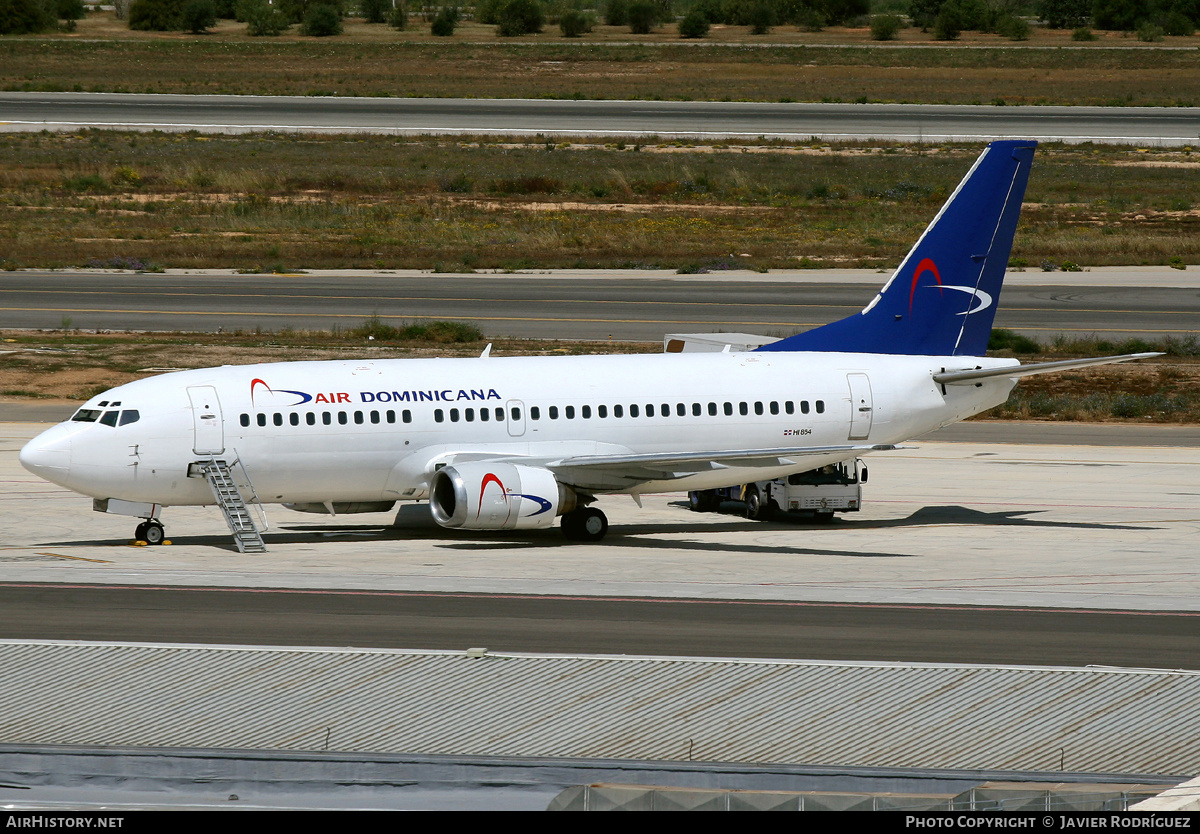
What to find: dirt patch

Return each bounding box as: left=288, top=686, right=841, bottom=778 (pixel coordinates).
left=1111, top=160, right=1200, bottom=169
left=447, top=197, right=773, bottom=214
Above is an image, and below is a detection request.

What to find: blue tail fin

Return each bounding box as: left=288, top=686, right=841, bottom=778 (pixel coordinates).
left=757, top=140, right=1037, bottom=357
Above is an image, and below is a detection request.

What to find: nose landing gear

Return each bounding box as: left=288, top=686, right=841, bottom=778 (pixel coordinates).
left=134, top=520, right=165, bottom=546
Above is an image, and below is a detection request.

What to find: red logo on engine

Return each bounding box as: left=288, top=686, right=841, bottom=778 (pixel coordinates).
left=478, top=472, right=508, bottom=519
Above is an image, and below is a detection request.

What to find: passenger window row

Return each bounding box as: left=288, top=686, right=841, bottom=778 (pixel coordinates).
left=239, top=409, right=413, bottom=428
left=434, top=407, right=507, bottom=424
left=526, top=400, right=824, bottom=421
left=237, top=399, right=827, bottom=428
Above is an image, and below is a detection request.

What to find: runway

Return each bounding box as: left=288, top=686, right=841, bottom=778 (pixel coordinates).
left=2, top=93, right=1198, bottom=145
left=4, top=268, right=1198, bottom=343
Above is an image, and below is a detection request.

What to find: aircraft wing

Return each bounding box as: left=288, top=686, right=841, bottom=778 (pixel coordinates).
left=540, top=443, right=901, bottom=491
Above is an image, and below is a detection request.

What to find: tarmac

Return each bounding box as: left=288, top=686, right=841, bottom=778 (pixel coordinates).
left=3, top=421, right=1197, bottom=612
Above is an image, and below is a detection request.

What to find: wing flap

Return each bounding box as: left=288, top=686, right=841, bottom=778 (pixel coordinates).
left=546, top=443, right=900, bottom=489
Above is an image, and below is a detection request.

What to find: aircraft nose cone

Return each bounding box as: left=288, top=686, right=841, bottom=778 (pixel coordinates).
left=19, top=431, right=71, bottom=479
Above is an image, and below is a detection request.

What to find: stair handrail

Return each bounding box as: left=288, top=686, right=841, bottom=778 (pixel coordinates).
left=226, top=450, right=269, bottom=532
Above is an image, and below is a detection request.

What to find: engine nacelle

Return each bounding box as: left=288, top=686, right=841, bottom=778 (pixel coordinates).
left=429, top=462, right=577, bottom=530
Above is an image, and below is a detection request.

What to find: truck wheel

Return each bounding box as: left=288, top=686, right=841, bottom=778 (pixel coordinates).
left=745, top=487, right=767, bottom=521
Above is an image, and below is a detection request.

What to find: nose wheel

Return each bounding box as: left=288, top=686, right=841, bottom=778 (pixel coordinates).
left=135, top=520, right=165, bottom=546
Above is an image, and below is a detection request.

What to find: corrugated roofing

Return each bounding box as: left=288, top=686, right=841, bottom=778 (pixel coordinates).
left=0, top=640, right=1195, bottom=776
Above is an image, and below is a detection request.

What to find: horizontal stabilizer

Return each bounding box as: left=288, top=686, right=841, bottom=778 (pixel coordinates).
left=933, top=353, right=1162, bottom=385
left=665, top=333, right=778, bottom=353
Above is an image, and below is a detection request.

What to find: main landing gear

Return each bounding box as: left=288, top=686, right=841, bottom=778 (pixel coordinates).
left=134, top=520, right=165, bottom=546
left=561, top=507, right=608, bottom=542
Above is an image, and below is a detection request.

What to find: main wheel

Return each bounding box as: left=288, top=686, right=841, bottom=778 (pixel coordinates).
left=562, top=507, right=608, bottom=542
left=688, top=490, right=718, bottom=513
left=744, top=487, right=767, bottom=521
left=143, top=522, right=165, bottom=545
left=134, top=521, right=149, bottom=542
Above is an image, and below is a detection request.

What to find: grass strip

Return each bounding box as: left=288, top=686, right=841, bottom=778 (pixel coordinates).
left=2, top=18, right=1199, bottom=106
left=1, top=132, right=1198, bottom=271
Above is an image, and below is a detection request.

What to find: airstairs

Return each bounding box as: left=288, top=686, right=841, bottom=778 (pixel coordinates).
left=197, top=458, right=267, bottom=553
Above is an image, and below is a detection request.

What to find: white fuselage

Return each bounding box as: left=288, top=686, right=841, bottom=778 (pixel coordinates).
left=20, top=350, right=1018, bottom=508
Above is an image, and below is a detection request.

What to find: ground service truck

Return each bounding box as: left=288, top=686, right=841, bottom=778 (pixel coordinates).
left=688, top=458, right=866, bottom=523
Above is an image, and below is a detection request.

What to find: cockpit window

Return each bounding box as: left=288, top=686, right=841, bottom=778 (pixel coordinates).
left=71, top=407, right=137, bottom=426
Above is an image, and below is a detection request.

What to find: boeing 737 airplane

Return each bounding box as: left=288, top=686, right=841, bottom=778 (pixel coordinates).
left=19, top=140, right=1156, bottom=550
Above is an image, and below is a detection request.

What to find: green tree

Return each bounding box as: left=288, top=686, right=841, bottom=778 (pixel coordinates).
left=997, top=12, right=1030, bottom=36
left=678, top=7, right=709, bottom=33
left=689, top=0, right=722, bottom=21
left=0, top=0, right=55, bottom=33
left=430, top=3, right=457, bottom=32
left=626, top=0, right=655, bottom=30
left=299, top=0, right=342, bottom=33
left=237, top=0, right=289, bottom=31
left=559, top=8, right=591, bottom=34
left=870, top=11, right=902, bottom=37
left=387, top=0, right=406, bottom=26
left=129, top=0, right=182, bottom=28
left=1170, top=0, right=1200, bottom=25
left=941, top=0, right=994, bottom=29
left=55, top=0, right=86, bottom=21
left=908, top=0, right=942, bottom=28
left=360, top=0, right=387, bottom=21
left=496, top=0, right=542, bottom=33
left=1093, top=0, right=1147, bottom=28
left=933, top=0, right=961, bottom=35
left=277, top=0, right=343, bottom=23
left=180, top=0, right=216, bottom=30
left=1036, top=0, right=1091, bottom=26
left=806, top=0, right=867, bottom=25
left=476, top=0, right=503, bottom=21
left=1160, top=8, right=1194, bottom=33
left=604, top=0, right=628, bottom=23
left=748, top=0, right=773, bottom=31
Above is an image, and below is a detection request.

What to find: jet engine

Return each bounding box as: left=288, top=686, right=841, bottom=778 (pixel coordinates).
left=429, top=462, right=577, bottom=530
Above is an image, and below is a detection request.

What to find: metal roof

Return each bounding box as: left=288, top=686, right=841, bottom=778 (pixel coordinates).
left=0, top=640, right=1195, bottom=777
